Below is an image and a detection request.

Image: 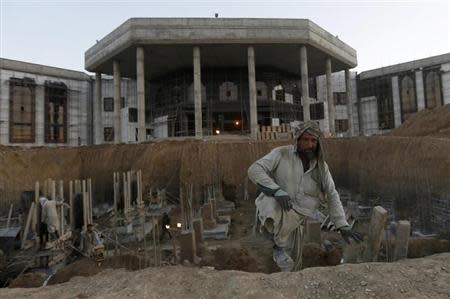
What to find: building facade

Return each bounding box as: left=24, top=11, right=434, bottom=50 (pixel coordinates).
left=0, top=58, right=92, bottom=146
left=356, top=53, right=450, bottom=136
left=85, top=18, right=357, bottom=142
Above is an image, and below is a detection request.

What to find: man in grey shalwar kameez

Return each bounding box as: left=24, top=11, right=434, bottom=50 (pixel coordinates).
left=248, top=121, right=362, bottom=271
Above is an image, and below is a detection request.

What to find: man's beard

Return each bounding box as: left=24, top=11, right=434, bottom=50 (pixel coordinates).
left=303, top=150, right=316, bottom=160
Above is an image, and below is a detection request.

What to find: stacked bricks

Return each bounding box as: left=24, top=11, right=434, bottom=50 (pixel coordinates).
left=257, top=124, right=294, bottom=140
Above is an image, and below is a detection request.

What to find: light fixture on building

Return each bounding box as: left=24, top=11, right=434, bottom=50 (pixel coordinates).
left=215, top=129, right=220, bottom=135
left=235, top=121, right=240, bottom=126
left=176, top=223, right=182, bottom=228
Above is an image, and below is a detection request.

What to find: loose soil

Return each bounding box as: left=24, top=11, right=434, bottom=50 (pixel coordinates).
left=47, top=254, right=143, bottom=285
left=389, top=103, right=450, bottom=138
left=2, top=253, right=450, bottom=298
left=8, top=272, right=47, bottom=288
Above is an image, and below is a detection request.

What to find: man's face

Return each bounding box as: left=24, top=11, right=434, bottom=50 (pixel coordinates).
left=297, top=132, right=318, bottom=155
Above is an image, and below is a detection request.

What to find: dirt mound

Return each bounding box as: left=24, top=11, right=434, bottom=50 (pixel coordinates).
left=47, top=254, right=143, bottom=285
left=2, top=253, right=450, bottom=299
left=302, top=243, right=343, bottom=268
left=8, top=271, right=47, bottom=288
left=408, top=238, right=450, bottom=258
left=200, top=246, right=260, bottom=272
left=389, top=103, right=450, bottom=138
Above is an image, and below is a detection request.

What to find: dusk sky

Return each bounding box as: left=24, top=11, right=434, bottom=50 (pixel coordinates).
left=1, top=0, right=449, bottom=73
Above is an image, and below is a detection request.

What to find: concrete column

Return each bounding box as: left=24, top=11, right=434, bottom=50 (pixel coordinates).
left=136, top=46, right=146, bottom=142
left=391, top=76, right=402, bottom=128
left=442, top=63, right=450, bottom=105
left=94, top=72, right=102, bottom=144
left=356, top=95, right=364, bottom=136
left=35, top=85, right=45, bottom=145
left=210, top=198, right=218, bottom=219
left=300, top=45, right=310, bottom=121
left=305, top=219, right=321, bottom=244
left=393, top=220, right=411, bottom=261
left=193, top=46, right=202, bottom=138
left=415, top=70, right=425, bottom=111
left=192, top=218, right=204, bottom=254
left=113, top=60, right=122, bottom=143
left=179, top=229, right=197, bottom=263
left=326, top=58, right=335, bottom=135
left=0, top=75, right=9, bottom=144
left=201, top=202, right=216, bottom=228
left=345, top=69, right=354, bottom=136
left=248, top=46, right=258, bottom=139
left=364, top=206, right=387, bottom=262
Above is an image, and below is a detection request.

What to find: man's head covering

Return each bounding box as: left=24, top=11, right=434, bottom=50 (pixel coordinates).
left=39, top=196, right=48, bottom=207
left=293, top=120, right=323, bottom=140
left=293, top=121, right=327, bottom=192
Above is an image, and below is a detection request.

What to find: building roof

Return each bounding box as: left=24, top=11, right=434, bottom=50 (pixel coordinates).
left=85, top=18, right=357, bottom=78
left=359, top=53, right=450, bottom=80
left=0, top=58, right=91, bottom=81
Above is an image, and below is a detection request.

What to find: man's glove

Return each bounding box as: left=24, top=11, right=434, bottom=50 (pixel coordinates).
left=274, top=189, right=292, bottom=211
left=339, top=226, right=363, bottom=244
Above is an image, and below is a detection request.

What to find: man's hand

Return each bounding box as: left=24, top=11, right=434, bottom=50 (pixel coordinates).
left=274, top=189, right=292, bottom=211
left=339, top=226, right=363, bottom=244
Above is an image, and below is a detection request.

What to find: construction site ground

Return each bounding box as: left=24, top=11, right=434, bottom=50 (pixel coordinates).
left=2, top=252, right=450, bottom=298
left=4, top=197, right=450, bottom=298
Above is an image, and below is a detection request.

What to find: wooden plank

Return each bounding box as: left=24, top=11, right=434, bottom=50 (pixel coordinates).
left=6, top=204, right=13, bottom=229
left=123, top=173, right=127, bottom=216
left=88, top=178, right=93, bottom=224
left=113, top=173, right=118, bottom=218
left=69, top=181, right=74, bottom=229
left=34, top=181, right=40, bottom=235
left=59, top=180, right=64, bottom=234
left=82, top=180, right=87, bottom=231
left=127, top=171, right=132, bottom=209
left=21, top=202, right=35, bottom=249
left=51, top=179, right=56, bottom=201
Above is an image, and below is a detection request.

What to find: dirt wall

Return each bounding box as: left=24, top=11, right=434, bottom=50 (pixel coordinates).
left=1, top=137, right=449, bottom=231
left=0, top=146, right=81, bottom=212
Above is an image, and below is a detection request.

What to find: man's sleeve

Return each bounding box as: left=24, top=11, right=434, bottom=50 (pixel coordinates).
left=247, top=148, right=282, bottom=192
left=321, top=162, right=349, bottom=229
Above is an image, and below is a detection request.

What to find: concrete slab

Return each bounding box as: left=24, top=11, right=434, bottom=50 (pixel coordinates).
left=85, top=18, right=357, bottom=77
left=203, top=222, right=229, bottom=240
left=203, top=215, right=230, bottom=240
left=217, top=200, right=236, bottom=215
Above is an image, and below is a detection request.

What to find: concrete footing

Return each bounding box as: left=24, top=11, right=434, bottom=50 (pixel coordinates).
left=210, top=199, right=218, bottom=220
left=305, top=219, right=321, bottom=245
left=192, top=218, right=204, bottom=254
left=179, top=229, right=197, bottom=263
left=201, top=202, right=216, bottom=228
left=393, top=220, right=411, bottom=261
left=364, top=206, right=388, bottom=262
left=203, top=215, right=230, bottom=240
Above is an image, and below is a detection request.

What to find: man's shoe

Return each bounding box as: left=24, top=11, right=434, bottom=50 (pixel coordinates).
left=273, top=246, right=294, bottom=272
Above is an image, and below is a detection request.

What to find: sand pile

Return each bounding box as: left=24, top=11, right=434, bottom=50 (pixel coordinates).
left=389, top=103, right=450, bottom=138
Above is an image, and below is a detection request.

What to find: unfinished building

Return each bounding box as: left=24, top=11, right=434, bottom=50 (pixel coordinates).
left=356, top=53, right=450, bottom=136
left=0, top=59, right=92, bottom=146
left=84, top=18, right=358, bottom=142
